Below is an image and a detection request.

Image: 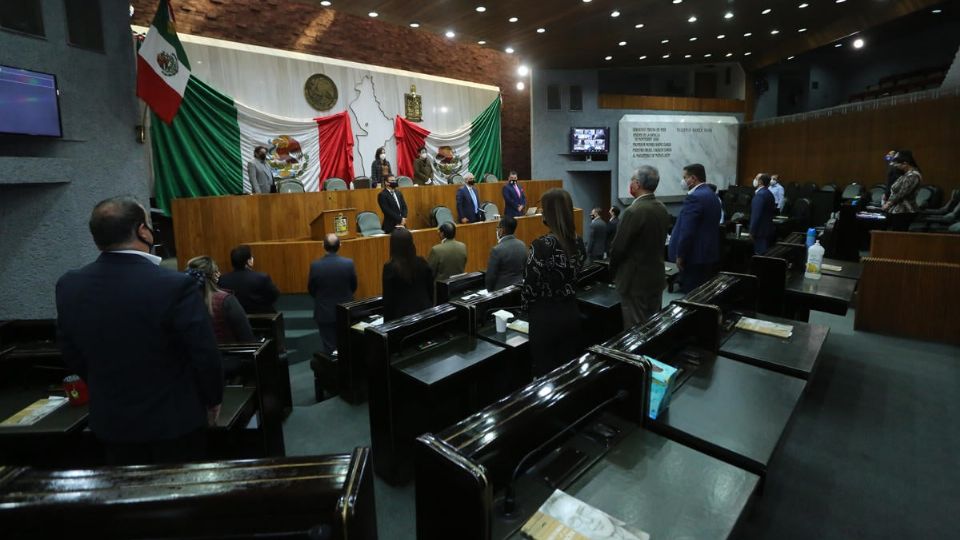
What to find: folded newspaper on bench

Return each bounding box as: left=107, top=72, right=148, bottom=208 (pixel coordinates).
left=1, top=396, right=69, bottom=427
left=506, top=319, right=529, bottom=334
left=521, top=489, right=650, bottom=540
left=735, top=317, right=794, bottom=339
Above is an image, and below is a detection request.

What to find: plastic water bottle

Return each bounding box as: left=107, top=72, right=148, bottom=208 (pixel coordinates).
left=805, top=240, right=824, bottom=280
left=806, top=227, right=816, bottom=248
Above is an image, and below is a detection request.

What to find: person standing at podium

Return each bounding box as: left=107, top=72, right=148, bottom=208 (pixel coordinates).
left=456, top=173, right=482, bottom=223
left=502, top=171, right=527, bottom=218
left=522, top=188, right=586, bottom=377
left=378, top=175, right=407, bottom=232
left=248, top=145, right=274, bottom=194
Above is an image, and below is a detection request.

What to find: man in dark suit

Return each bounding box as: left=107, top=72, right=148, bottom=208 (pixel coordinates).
left=605, top=206, right=620, bottom=257
left=668, top=163, right=722, bottom=293
left=307, top=234, right=358, bottom=354
left=427, top=222, right=468, bottom=282
left=485, top=216, right=527, bottom=291
left=377, top=175, right=407, bottom=232
left=502, top=171, right=527, bottom=218
left=749, top=173, right=778, bottom=255
left=587, top=207, right=607, bottom=262
left=609, top=166, right=672, bottom=328
left=218, top=245, right=280, bottom=313
left=55, top=197, right=222, bottom=465
left=456, top=173, right=482, bottom=223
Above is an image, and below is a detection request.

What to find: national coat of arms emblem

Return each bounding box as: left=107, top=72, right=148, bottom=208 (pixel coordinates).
left=156, top=51, right=179, bottom=77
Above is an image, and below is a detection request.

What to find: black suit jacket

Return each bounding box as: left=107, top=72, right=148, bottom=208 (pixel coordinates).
left=382, top=257, right=434, bottom=321
left=55, top=252, right=223, bottom=444
left=378, top=188, right=408, bottom=232
left=307, top=253, right=358, bottom=324
left=218, top=269, right=280, bottom=314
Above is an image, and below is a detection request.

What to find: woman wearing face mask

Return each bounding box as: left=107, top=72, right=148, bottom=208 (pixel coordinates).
left=371, top=147, right=392, bottom=189
left=413, top=146, right=433, bottom=185
left=185, top=256, right=255, bottom=345
left=882, top=150, right=922, bottom=231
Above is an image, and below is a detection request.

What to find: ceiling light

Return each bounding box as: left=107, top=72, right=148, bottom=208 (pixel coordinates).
left=932, top=9, right=942, bottom=13
left=475, top=6, right=486, bottom=12
left=799, top=28, right=807, bottom=33
left=771, top=29, right=780, bottom=35
left=717, top=34, right=726, bottom=39
left=505, top=46, right=515, bottom=53
left=744, top=32, right=753, bottom=37
left=704, top=53, right=712, bottom=58
left=661, top=39, right=670, bottom=44
left=583, top=0, right=592, bottom=3
left=605, top=55, right=613, bottom=61
left=684, top=54, right=692, bottom=58
left=745, top=51, right=752, bottom=56
left=835, top=43, right=842, bottom=47
left=673, top=0, right=682, bottom=4
left=688, top=16, right=698, bottom=23
left=836, top=0, right=846, bottom=3
left=788, top=56, right=795, bottom=60
left=689, top=37, right=697, bottom=41
left=619, top=41, right=627, bottom=46
left=445, top=30, right=456, bottom=38
left=762, top=9, right=772, bottom=15
left=853, top=38, right=865, bottom=49
left=724, top=11, right=734, bottom=19
left=409, top=22, right=420, bottom=28
left=635, top=23, right=645, bottom=28
left=508, top=17, right=518, bottom=23
left=516, top=82, right=525, bottom=91
left=725, top=52, right=733, bottom=57
left=799, top=3, right=809, bottom=8
left=320, top=0, right=331, bottom=5
left=537, top=27, right=546, bottom=33
left=663, top=53, right=671, bottom=58
left=478, top=40, right=486, bottom=45
left=639, top=55, right=647, bottom=60
left=518, top=65, right=529, bottom=76
left=611, top=11, right=620, bottom=18
left=368, top=11, right=378, bottom=17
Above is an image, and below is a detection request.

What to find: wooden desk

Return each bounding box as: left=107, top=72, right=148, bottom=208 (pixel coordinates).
left=821, top=257, right=863, bottom=280
left=0, top=389, right=87, bottom=435
left=785, top=272, right=858, bottom=321
left=720, top=315, right=830, bottom=379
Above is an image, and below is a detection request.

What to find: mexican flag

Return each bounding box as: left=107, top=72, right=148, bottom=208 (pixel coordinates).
left=138, top=1, right=354, bottom=215
left=395, top=97, right=502, bottom=183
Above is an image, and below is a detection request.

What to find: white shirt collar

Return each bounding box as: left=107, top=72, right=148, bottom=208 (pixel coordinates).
left=111, top=250, right=162, bottom=265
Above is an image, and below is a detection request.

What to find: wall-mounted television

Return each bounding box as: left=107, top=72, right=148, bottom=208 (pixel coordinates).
left=569, top=127, right=609, bottom=154
left=0, top=64, right=63, bottom=137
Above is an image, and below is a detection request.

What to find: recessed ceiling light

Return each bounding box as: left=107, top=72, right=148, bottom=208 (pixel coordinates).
left=745, top=51, right=752, bottom=56
left=537, top=28, right=546, bottom=33
left=704, top=53, right=712, bottom=58
left=724, top=11, right=734, bottom=19
left=834, top=43, right=842, bottom=47
left=836, top=0, right=846, bottom=3
left=516, top=82, right=525, bottom=90
left=505, top=46, right=515, bottom=53
left=673, top=0, right=682, bottom=4
left=717, top=34, right=726, bottom=39
left=663, top=53, right=671, bottom=58
left=409, top=22, right=420, bottom=28
left=478, top=40, right=486, bottom=44
left=799, top=3, right=809, bottom=8
left=508, top=17, right=518, bottom=23
left=518, top=65, right=529, bottom=76
left=611, top=11, right=620, bottom=18
left=688, top=16, right=698, bottom=23
left=725, top=52, right=733, bottom=57
left=582, top=0, right=592, bottom=3
left=932, top=9, right=942, bottom=13
left=798, top=28, right=807, bottom=33
left=320, top=0, right=331, bottom=6
left=619, top=41, right=627, bottom=46
left=368, top=11, right=378, bottom=17
left=475, top=6, right=486, bottom=12
left=684, top=54, right=692, bottom=58
left=605, top=55, right=613, bottom=61
left=788, top=56, right=795, bottom=60
left=744, top=32, right=753, bottom=37
left=771, top=29, right=780, bottom=35
left=661, top=39, right=670, bottom=44
left=689, top=37, right=697, bottom=41
left=853, top=38, right=865, bottom=48
left=762, top=9, right=772, bottom=15
left=639, top=55, right=647, bottom=60
left=445, top=30, right=456, bottom=38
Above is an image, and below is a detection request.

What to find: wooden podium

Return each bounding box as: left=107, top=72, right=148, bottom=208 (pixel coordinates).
left=310, top=208, right=357, bottom=241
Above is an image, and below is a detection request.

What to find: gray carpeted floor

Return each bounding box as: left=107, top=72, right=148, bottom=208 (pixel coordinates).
left=280, top=301, right=960, bottom=539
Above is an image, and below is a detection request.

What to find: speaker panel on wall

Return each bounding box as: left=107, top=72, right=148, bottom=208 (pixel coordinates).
left=569, top=85, right=582, bottom=111
left=547, top=84, right=561, bottom=110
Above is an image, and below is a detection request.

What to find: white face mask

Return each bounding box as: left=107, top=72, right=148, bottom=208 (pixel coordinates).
left=753, top=178, right=760, bottom=188
left=680, top=178, right=689, bottom=192
left=771, top=179, right=779, bottom=186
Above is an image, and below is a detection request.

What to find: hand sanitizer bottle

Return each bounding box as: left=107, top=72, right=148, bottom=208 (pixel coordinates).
left=805, top=240, right=824, bottom=280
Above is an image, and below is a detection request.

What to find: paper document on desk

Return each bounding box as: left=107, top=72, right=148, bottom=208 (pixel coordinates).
left=1, top=396, right=69, bottom=427
left=506, top=319, right=529, bottom=334
left=521, top=489, right=650, bottom=540
left=350, top=317, right=384, bottom=332
left=735, top=317, right=794, bottom=339
left=822, top=263, right=843, bottom=272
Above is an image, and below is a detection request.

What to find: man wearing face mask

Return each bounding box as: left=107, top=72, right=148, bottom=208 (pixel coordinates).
left=485, top=216, right=527, bottom=291
left=456, top=172, right=483, bottom=223
left=248, top=145, right=274, bottom=194
left=371, top=147, right=393, bottom=189
left=502, top=171, right=527, bottom=218
left=587, top=207, right=607, bottom=262
left=413, top=146, right=433, bottom=185
left=749, top=173, right=777, bottom=255
left=378, top=175, right=408, bottom=232
left=55, top=197, right=223, bottom=465
left=668, top=163, right=722, bottom=293
left=769, top=174, right=785, bottom=213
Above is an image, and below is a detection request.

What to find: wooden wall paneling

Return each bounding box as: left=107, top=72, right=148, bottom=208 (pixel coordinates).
left=598, top=94, right=745, bottom=113
left=869, top=231, right=960, bottom=264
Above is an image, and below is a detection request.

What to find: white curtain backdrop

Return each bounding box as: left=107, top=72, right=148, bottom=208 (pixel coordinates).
left=139, top=28, right=500, bottom=180
left=236, top=102, right=322, bottom=192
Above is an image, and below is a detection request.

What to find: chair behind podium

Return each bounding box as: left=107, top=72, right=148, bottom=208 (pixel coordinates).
left=357, top=211, right=384, bottom=236
left=276, top=179, right=305, bottom=193
left=324, top=178, right=348, bottom=191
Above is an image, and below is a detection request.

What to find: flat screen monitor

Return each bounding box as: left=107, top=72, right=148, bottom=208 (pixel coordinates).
left=570, top=127, right=609, bottom=154
left=0, top=64, right=63, bottom=137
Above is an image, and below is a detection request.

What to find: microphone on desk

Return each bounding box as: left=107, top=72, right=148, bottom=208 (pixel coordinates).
left=500, top=389, right=629, bottom=517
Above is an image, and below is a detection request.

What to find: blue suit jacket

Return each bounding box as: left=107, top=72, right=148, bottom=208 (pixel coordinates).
left=668, top=184, right=722, bottom=265
left=749, top=187, right=777, bottom=240
left=502, top=182, right=527, bottom=218
left=55, top=253, right=223, bottom=443
left=307, top=253, right=358, bottom=324
left=456, top=185, right=481, bottom=223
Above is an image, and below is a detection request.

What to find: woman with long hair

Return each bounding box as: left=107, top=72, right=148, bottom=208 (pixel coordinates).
left=382, top=228, right=434, bottom=321
left=186, top=256, right=255, bottom=343
left=882, top=149, right=922, bottom=231
left=521, top=188, right=586, bottom=376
